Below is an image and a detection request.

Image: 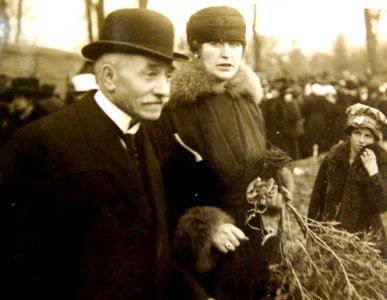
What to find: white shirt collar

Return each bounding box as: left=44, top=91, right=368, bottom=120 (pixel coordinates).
left=94, top=90, right=140, bottom=134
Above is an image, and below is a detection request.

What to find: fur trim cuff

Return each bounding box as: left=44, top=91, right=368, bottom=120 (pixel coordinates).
left=173, top=206, right=234, bottom=273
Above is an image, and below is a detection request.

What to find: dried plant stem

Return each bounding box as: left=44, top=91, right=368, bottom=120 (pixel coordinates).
left=255, top=201, right=387, bottom=299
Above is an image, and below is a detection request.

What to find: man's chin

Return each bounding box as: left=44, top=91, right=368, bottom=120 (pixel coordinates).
left=142, top=112, right=162, bottom=121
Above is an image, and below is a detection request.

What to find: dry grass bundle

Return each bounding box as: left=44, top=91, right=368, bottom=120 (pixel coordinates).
left=267, top=203, right=387, bottom=300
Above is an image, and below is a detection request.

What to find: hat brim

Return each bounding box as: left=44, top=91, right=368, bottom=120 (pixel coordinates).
left=82, top=41, right=189, bottom=62
left=345, top=124, right=382, bottom=140
left=1, top=89, right=42, bottom=102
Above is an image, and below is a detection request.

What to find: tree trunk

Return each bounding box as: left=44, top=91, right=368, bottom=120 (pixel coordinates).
left=364, top=8, right=380, bottom=75
left=252, top=3, right=261, bottom=72
left=84, top=0, right=105, bottom=42
left=0, top=0, right=10, bottom=44
left=95, top=0, right=104, bottom=39
left=84, top=0, right=93, bottom=42
left=138, top=0, right=148, bottom=8
left=15, top=0, right=23, bottom=43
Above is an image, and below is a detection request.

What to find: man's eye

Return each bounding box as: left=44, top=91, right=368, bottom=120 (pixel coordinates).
left=145, top=71, right=157, bottom=78
left=166, top=73, right=173, bottom=80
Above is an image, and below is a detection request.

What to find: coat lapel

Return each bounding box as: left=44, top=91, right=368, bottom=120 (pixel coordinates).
left=74, top=93, right=152, bottom=225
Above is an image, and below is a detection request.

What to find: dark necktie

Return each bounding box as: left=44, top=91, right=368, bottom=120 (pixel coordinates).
left=121, top=133, right=141, bottom=169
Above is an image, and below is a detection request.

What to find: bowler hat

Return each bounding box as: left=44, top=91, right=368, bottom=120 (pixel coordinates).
left=0, top=77, right=41, bottom=102
left=82, top=8, right=188, bottom=62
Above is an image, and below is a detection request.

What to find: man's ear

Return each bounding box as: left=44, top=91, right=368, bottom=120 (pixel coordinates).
left=100, top=63, right=116, bottom=92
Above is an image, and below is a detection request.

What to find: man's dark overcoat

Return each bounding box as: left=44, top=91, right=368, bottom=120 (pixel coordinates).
left=0, top=91, right=169, bottom=300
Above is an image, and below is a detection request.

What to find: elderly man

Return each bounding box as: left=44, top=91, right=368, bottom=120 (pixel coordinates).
left=0, top=8, right=187, bottom=300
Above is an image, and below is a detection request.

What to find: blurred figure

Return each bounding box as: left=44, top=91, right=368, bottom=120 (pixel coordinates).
left=308, top=103, right=387, bottom=258
left=0, top=73, right=11, bottom=130
left=38, top=83, right=65, bottom=113
left=65, top=61, right=97, bottom=106
left=299, top=83, right=337, bottom=157
left=261, top=78, right=305, bottom=160
left=0, top=77, right=47, bottom=148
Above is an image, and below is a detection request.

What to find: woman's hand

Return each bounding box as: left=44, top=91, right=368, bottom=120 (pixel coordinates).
left=211, top=223, right=249, bottom=254
left=361, top=148, right=378, bottom=176
left=247, top=177, right=292, bottom=212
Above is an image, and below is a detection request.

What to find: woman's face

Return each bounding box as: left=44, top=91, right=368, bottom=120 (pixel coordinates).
left=349, top=127, right=376, bottom=154
left=198, top=41, right=243, bottom=81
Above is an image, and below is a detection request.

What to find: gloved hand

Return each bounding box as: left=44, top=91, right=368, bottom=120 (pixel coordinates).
left=246, top=177, right=291, bottom=213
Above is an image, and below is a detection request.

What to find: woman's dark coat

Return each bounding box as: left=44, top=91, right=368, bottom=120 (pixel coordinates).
left=147, top=59, right=273, bottom=299
left=308, top=141, right=387, bottom=257
left=0, top=91, right=169, bottom=299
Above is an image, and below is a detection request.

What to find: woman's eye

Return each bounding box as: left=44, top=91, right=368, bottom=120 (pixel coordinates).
left=229, top=41, right=242, bottom=47
left=210, top=41, right=222, bottom=47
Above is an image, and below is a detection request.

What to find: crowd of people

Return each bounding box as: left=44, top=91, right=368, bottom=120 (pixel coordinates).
left=0, top=76, right=65, bottom=149
left=260, top=74, right=387, bottom=160
left=0, top=6, right=385, bottom=300
left=0, top=63, right=98, bottom=152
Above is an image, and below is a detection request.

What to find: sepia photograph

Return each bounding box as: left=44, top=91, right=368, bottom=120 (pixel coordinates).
left=0, top=0, right=386, bottom=299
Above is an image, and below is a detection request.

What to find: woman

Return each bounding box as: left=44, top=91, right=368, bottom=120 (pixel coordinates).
left=147, top=6, right=291, bottom=300
left=308, top=103, right=387, bottom=258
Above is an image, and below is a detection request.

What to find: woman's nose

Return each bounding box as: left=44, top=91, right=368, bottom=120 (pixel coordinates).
left=221, top=43, right=232, bottom=57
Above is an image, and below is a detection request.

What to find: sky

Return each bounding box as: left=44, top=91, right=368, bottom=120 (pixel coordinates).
left=8, top=0, right=387, bottom=56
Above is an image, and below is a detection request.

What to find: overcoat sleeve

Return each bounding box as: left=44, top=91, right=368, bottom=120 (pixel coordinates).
left=361, top=166, right=387, bottom=214
left=308, top=158, right=329, bottom=220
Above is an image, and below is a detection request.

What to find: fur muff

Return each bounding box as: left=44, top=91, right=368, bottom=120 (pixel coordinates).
left=173, top=206, right=234, bottom=273
left=168, top=56, right=263, bottom=109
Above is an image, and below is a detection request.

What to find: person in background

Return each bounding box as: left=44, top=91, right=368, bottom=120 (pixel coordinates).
left=261, top=78, right=305, bottom=160
left=65, top=60, right=98, bottom=105
left=0, top=74, right=11, bottom=144
left=0, top=77, right=48, bottom=148
left=146, top=6, right=292, bottom=299
left=299, top=82, right=337, bottom=157
left=308, top=103, right=387, bottom=258
left=38, top=83, right=65, bottom=113
left=0, top=8, right=187, bottom=300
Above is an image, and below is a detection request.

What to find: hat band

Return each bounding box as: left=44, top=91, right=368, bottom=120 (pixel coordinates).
left=190, top=27, right=245, bottom=44
left=346, top=114, right=383, bottom=140
left=347, top=114, right=382, bottom=131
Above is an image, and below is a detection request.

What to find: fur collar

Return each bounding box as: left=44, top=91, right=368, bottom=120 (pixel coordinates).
left=168, top=56, right=263, bottom=108
left=326, top=142, right=350, bottom=165
left=328, top=141, right=387, bottom=164
left=327, top=141, right=387, bottom=180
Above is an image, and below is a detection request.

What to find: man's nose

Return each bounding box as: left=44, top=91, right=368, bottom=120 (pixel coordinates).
left=153, top=75, right=170, bottom=98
